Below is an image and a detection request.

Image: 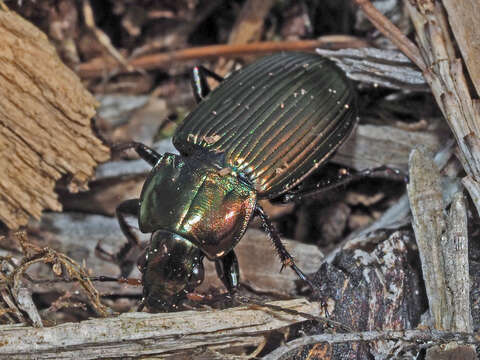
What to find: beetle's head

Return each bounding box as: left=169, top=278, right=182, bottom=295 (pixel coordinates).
left=138, top=230, right=204, bottom=311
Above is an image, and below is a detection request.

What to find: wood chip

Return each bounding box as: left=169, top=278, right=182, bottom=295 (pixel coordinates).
left=407, top=148, right=475, bottom=359
left=316, top=47, right=428, bottom=91
left=0, top=9, right=109, bottom=229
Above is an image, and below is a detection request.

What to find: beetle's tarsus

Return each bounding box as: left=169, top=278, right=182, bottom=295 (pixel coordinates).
left=321, top=298, right=330, bottom=318
left=116, top=199, right=141, bottom=247
left=91, top=116, right=111, bottom=147
left=115, top=199, right=142, bottom=276
left=95, top=242, right=116, bottom=262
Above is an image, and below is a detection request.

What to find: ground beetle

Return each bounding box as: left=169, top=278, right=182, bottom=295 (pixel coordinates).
left=106, top=52, right=358, bottom=311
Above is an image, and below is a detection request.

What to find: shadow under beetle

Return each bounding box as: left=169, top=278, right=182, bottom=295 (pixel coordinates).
left=105, top=52, right=360, bottom=311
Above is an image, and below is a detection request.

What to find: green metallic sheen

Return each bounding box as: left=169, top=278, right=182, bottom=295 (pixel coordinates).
left=139, top=153, right=257, bottom=259
left=173, top=52, right=357, bottom=198
left=135, top=52, right=358, bottom=310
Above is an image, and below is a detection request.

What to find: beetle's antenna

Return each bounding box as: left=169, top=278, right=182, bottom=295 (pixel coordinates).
left=26, top=276, right=142, bottom=285
left=91, top=276, right=142, bottom=285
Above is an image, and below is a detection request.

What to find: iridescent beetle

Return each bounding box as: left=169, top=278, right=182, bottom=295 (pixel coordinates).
left=106, top=52, right=358, bottom=310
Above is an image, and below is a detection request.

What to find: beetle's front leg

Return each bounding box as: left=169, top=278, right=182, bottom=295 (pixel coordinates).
left=191, top=65, right=224, bottom=103
left=279, top=165, right=408, bottom=203
left=96, top=198, right=144, bottom=277
left=113, top=142, right=161, bottom=167
left=215, top=250, right=240, bottom=292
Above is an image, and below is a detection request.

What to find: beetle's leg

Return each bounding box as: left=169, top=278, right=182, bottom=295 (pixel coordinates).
left=112, top=142, right=161, bottom=167
left=137, top=299, right=146, bottom=312
left=215, top=250, right=240, bottom=292
left=255, top=205, right=314, bottom=288
left=95, top=198, right=142, bottom=277
left=191, top=65, right=224, bottom=103
left=280, top=165, right=408, bottom=203
left=256, top=205, right=332, bottom=316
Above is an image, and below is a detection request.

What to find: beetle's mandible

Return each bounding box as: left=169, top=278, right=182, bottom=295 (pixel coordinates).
left=110, top=52, right=357, bottom=311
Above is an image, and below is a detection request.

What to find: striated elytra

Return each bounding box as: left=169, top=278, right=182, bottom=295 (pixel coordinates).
left=174, top=52, right=357, bottom=197
left=115, top=52, right=358, bottom=311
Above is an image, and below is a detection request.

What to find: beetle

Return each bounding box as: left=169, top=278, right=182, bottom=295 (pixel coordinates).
left=106, top=52, right=358, bottom=311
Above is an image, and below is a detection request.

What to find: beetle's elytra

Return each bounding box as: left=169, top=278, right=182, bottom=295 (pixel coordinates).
left=112, top=52, right=358, bottom=311
left=174, top=52, right=357, bottom=197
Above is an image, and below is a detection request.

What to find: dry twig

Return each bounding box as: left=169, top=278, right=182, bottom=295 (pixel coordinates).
left=262, top=329, right=480, bottom=360
left=77, top=36, right=369, bottom=78
left=6, top=231, right=109, bottom=320
left=81, top=0, right=131, bottom=71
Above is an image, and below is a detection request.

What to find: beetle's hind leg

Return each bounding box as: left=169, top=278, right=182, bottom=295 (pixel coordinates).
left=112, top=142, right=161, bottom=166
left=255, top=205, right=332, bottom=315
left=191, top=66, right=224, bottom=103
left=96, top=198, right=143, bottom=277
left=279, top=165, right=408, bottom=203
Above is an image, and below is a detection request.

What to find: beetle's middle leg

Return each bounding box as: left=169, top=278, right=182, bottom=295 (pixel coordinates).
left=191, top=65, right=224, bottom=103
left=255, top=205, right=314, bottom=289
left=96, top=198, right=143, bottom=277
left=279, top=165, right=407, bottom=203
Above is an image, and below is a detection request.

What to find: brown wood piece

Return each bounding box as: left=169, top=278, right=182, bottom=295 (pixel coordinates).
left=0, top=9, right=110, bottom=229
left=77, top=36, right=370, bottom=79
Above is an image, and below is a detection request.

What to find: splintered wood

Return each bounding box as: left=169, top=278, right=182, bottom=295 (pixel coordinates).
left=0, top=9, right=109, bottom=229
left=407, top=148, right=475, bottom=359
left=443, top=0, right=480, bottom=97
